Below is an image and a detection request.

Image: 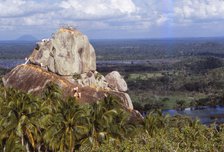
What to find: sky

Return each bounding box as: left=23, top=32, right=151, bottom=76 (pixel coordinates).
left=0, top=0, right=224, bottom=40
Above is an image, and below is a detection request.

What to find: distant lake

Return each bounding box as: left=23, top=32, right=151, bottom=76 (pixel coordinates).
left=0, top=59, right=174, bottom=69
left=0, top=59, right=24, bottom=69
left=163, top=106, right=224, bottom=125
left=0, top=59, right=143, bottom=69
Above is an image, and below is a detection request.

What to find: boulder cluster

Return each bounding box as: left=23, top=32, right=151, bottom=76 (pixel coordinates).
left=2, top=27, right=135, bottom=112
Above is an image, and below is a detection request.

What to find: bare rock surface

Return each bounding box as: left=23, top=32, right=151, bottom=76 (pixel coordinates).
left=2, top=27, right=136, bottom=112
left=2, top=64, right=133, bottom=110
left=29, top=28, right=96, bottom=75
left=105, top=71, right=128, bottom=92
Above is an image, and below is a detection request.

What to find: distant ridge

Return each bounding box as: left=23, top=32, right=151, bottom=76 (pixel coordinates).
left=16, top=34, right=37, bottom=41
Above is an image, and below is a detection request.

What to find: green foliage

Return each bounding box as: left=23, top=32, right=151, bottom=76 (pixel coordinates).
left=175, top=100, right=187, bottom=110
left=41, top=98, right=91, bottom=151
left=1, top=85, right=224, bottom=151
left=73, top=73, right=81, bottom=80
left=0, top=88, right=41, bottom=152
left=0, top=67, right=8, bottom=76
left=0, top=86, right=138, bottom=151
left=95, top=72, right=103, bottom=80
left=99, top=112, right=224, bottom=152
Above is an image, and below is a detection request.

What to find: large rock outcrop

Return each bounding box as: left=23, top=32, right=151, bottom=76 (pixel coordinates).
left=29, top=28, right=96, bottom=75
left=2, top=27, right=137, bottom=113
left=2, top=64, right=133, bottom=109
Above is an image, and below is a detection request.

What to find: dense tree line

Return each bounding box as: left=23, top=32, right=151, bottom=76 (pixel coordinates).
left=1, top=83, right=224, bottom=151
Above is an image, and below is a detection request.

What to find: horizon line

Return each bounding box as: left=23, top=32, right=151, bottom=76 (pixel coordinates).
left=1, top=36, right=224, bottom=42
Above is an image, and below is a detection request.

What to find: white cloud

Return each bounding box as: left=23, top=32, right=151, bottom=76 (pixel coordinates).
left=1, top=0, right=224, bottom=39
left=156, top=16, right=168, bottom=25
left=0, top=0, right=53, bottom=17
left=59, top=0, right=137, bottom=19
left=0, top=0, right=26, bottom=17
left=22, top=14, right=57, bottom=26
left=174, top=0, right=224, bottom=21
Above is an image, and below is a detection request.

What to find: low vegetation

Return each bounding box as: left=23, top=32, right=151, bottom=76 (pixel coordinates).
left=0, top=67, right=8, bottom=76
left=123, top=57, right=224, bottom=111
left=1, top=83, right=224, bottom=151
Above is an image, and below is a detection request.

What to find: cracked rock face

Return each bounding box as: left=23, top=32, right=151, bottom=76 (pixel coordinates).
left=29, top=28, right=96, bottom=75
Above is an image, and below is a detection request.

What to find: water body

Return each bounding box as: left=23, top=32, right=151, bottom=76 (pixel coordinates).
left=163, top=106, right=224, bottom=125
left=97, top=59, right=180, bottom=65
left=97, top=60, right=147, bottom=65
left=0, top=59, right=24, bottom=69
left=0, top=58, right=181, bottom=69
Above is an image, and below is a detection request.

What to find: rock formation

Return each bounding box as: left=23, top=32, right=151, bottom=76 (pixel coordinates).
left=105, top=71, right=128, bottom=92
left=29, top=28, right=96, bottom=75
left=2, top=64, right=133, bottom=109
left=2, top=27, right=137, bottom=115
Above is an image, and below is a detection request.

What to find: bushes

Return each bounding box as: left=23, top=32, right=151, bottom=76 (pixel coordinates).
left=175, top=100, right=187, bottom=110
left=1, top=86, right=224, bottom=151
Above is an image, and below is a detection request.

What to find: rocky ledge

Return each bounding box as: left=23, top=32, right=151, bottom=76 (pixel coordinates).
left=2, top=27, right=141, bottom=118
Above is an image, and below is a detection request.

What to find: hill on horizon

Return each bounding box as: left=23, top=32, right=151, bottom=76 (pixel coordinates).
left=16, top=34, right=37, bottom=41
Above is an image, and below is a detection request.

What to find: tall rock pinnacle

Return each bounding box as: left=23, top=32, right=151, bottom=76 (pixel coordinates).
left=29, top=28, right=96, bottom=75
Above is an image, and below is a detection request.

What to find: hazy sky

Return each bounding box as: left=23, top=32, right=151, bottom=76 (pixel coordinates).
left=0, top=0, right=224, bottom=40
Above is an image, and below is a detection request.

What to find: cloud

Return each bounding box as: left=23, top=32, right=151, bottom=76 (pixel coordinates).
left=0, top=0, right=26, bottom=17
left=0, top=0, right=55, bottom=17
left=0, top=0, right=224, bottom=39
left=0, top=0, right=139, bottom=29
left=59, top=0, right=137, bottom=20
left=174, top=0, right=224, bottom=21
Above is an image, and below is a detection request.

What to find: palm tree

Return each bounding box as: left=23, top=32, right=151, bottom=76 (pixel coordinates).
left=43, top=82, right=63, bottom=101
left=144, top=110, right=169, bottom=136
left=88, top=96, right=138, bottom=150
left=2, top=132, right=26, bottom=152
left=40, top=97, right=91, bottom=152
left=0, top=88, right=41, bottom=152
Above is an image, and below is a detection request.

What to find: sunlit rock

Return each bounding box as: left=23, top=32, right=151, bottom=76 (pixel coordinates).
left=105, top=71, right=128, bottom=92
left=29, top=28, right=96, bottom=75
